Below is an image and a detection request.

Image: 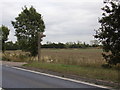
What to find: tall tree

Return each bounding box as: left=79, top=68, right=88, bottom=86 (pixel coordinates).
left=12, top=6, right=45, bottom=56
left=0, top=25, right=10, bottom=52
left=95, top=0, right=120, bottom=65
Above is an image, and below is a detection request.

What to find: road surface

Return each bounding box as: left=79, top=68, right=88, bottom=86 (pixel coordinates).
left=2, top=65, right=108, bottom=89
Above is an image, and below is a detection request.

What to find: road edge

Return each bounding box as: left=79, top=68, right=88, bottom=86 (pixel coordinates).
left=10, top=66, right=111, bottom=89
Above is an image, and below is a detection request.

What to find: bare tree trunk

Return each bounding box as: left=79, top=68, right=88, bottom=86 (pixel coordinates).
left=38, top=32, right=41, bottom=62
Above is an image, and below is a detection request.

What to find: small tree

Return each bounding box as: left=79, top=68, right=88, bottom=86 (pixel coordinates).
left=95, top=0, right=120, bottom=65
left=0, top=25, right=10, bottom=52
left=12, top=6, right=45, bottom=56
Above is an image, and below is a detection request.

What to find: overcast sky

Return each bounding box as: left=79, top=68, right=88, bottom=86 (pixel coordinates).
left=1, top=0, right=104, bottom=44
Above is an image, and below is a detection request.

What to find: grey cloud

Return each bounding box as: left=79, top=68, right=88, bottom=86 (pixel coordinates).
left=1, top=0, right=103, bottom=44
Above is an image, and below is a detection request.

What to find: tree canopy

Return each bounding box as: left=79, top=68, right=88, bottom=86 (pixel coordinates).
left=0, top=25, right=10, bottom=52
left=95, top=0, right=120, bottom=65
left=12, top=6, right=45, bottom=56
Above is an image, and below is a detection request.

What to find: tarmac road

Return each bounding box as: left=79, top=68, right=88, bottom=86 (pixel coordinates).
left=2, top=65, right=109, bottom=89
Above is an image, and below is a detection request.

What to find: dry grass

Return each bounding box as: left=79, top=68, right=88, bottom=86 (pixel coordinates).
left=0, top=51, right=2, bottom=60
left=41, top=48, right=106, bottom=67
left=2, top=49, right=106, bottom=67
left=2, top=50, right=31, bottom=62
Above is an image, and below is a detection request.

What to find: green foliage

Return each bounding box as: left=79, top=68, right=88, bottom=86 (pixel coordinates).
left=4, top=41, right=98, bottom=50
left=12, top=6, right=45, bottom=56
left=42, top=42, right=91, bottom=48
left=0, top=25, right=10, bottom=52
left=5, top=41, right=20, bottom=50
left=95, top=0, right=120, bottom=65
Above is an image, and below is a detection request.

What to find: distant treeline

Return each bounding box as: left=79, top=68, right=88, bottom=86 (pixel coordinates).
left=5, top=41, right=100, bottom=50
left=42, top=42, right=90, bottom=48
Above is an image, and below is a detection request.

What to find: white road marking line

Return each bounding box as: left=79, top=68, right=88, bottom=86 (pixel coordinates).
left=11, top=66, right=110, bottom=89
left=0, top=87, right=2, bottom=90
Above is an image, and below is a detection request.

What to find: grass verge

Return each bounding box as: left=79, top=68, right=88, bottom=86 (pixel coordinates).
left=23, top=62, right=119, bottom=83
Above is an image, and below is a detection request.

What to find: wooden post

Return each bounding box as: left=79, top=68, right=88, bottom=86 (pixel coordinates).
left=38, top=32, right=41, bottom=62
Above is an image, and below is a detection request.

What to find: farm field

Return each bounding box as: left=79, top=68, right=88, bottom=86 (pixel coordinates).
left=41, top=48, right=105, bottom=67
left=3, top=48, right=105, bottom=67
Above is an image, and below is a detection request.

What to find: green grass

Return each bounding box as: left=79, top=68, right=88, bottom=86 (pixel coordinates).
left=24, top=62, right=119, bottom=83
